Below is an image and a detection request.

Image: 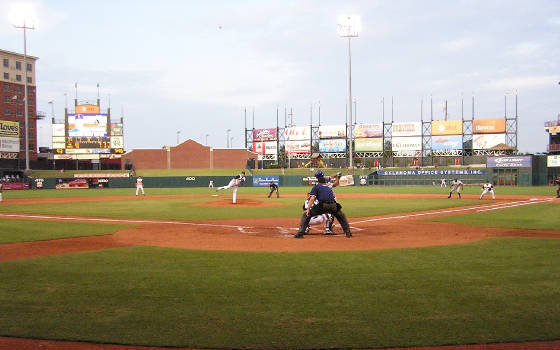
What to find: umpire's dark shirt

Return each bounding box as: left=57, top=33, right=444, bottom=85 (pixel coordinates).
left=310, top=183, right=335, bottom=202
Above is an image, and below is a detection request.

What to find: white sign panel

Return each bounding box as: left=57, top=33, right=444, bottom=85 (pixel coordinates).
left=472, top=133, right=506, bottom=150
left=392, top=122, right=422, bottom=137
left=354, top=123, right=383, bottom=138
left=548, top=155, right=560, bottom=167
left=253, top=141, right=278, bottom=155
left=319, top=139, right=347, bottom=153
left=318, top=125, right=346, bottom=138
left=285, top=126, right=310, bottom=141
left=52, top=124, right=65, bottom=137
left=68, top=114, right=108, bottom=137
left=110, top=136, right=124, bottom=149
left=0, top=137, right=20, bottom=152
left=392, top=137, right=422, bottom=152
left=285, top=140, right=311, bottom=154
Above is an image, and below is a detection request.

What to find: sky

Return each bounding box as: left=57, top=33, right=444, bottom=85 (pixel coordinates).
left=0, top=0, right=559, bottom=153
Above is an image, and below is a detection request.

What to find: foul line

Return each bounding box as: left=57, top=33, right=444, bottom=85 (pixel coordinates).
left=0, top=213, right=250, bottom=230
left=350, top=198, right=551, bottom=225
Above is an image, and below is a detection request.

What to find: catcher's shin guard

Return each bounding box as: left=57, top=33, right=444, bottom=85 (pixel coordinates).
left=294, top=213, right=311, bottom=238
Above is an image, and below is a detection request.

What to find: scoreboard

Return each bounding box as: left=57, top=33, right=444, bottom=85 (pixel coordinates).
left=52, top=109, right=124, bottom=159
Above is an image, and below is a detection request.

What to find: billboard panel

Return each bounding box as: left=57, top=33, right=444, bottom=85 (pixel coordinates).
left=110, top=123, right=123, bottom=136
left=318, top=125, right=346, bottom=138
left=392, top=137, right=422, bottom=151
left=392, top=122, right=422, bottom=137
left=68, top=114, right=108, bottom=137
left=472, top=133, right=506, bottom=149
left=354, top=123, right=383, bottom=138
left=76, top=104, right=101, bottom=114
left=285, top=126, right=310, bottom=141
left=545, top=125, right=560, bottom=134
left=547, top=155, right=560, bottom=167
left=110, top=136, right=124, bottom=149
left=473, top=119, right=506, bottom=134
left=354, top=138, right=383, bottom=151
left=0, top=120, right=20, bottom=153
left=252, top=128, right=277, bottom=141
left=487, top=156, right=532, bottom=168
left=285, top=140, right=311, bottom=154
left=319, top=139, right=346, bottom=153
left=253, top=141, right=277, bottom=155
left=52, top=124, right=65, bottom=137
left=431, top=120, right=463, bottom=136
left=432, top=135, right=462, bottom=150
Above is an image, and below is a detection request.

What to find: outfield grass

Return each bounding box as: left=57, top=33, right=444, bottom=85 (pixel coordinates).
left=0, top=238, right=559, bottom=349
left=430, top=202, right=560, bottom=231
left=0, top=220, right=133, bottom=244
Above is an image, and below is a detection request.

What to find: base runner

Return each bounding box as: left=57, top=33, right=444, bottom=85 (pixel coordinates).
left=448, top=178, right=463, bottom=199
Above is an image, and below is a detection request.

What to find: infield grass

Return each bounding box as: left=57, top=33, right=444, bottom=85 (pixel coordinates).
left=0, top=238, right=559, bottom=349
left=0, top=220, right=134, bottom=244
left=430, top=202, right=560, bottom=231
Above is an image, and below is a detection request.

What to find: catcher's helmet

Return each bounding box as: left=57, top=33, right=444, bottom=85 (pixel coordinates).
left=315, top=170, right=324, bottom=178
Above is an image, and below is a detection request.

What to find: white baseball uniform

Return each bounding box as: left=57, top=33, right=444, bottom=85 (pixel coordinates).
left=448, top=179, right=463, bottom=198
left=304, top=197, right=333, bottom=232
left=0, top=182, right=3, bottom=202
left=480, top=182, right=495, bottom=200
left=135, top=177, right=145, bottom=196
left=217, top=173, right=245, bottom=204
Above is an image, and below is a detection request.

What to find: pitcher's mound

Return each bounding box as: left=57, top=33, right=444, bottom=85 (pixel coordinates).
left=195, top=198, right=283, bottom=207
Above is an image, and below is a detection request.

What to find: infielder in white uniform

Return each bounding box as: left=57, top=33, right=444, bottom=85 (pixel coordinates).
left=135, top=176, right=145, bottom=196
left=216, top=171, right=245, bottom=204
left=448, top=178, right=463, bottom=198
left=479, top=181, right=495, bottom=200
left=0, top=182, right=3, bottom=202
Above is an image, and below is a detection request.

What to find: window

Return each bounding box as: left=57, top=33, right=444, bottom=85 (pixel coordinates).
left=27, top=77, right=32, bottom=84
left=4, top=108, right=11, bottom=115
left=16, top=75, right=22, bottom=82
left=27, top=99, right=33, bottom=106
left=3, top=73, right=8, bottom=79
left=26, top=63, right=32, bottom=72
left=3, top=84, right=9, bottom=92
left=16, top=86, right=22, bottom=93
left=16, top=109, right=23, bottom=116
left=2, top=59, right=8, bottom=68
left=16, top=61, right=22, bottom=70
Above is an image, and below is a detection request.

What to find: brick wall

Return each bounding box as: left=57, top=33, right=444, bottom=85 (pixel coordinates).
left=121, top=140, right=257, bottom=170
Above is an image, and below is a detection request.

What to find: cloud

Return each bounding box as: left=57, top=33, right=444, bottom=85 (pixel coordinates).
left=0, top=0, right=65, bottom=35
left=507, top=42, right=543, bottom=58
left=442, top=37, right=477, bottom=53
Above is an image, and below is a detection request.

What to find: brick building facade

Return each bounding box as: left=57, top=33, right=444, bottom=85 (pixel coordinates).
left=122, top=139, right=257, bottom=170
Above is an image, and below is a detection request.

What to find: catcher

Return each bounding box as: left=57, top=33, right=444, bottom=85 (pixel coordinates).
left=294, top=170, right=351, bottom=238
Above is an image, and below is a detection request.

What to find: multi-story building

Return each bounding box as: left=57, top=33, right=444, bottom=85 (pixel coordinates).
left=0, top=48, right=39, bottom=169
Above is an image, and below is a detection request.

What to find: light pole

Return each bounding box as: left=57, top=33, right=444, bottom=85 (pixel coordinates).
left=338, top=14, right=361, bottom=168
left=205, top=133, right=209, bottom=145
left=48, top=101, right=54, bottom=118
left=230, top=136, right=234, bottom=148
left=10, top=3, right=36, bottom=174
left=176, top=130, right=181, bottom=145
left=226, top=129, right=231, bottom=148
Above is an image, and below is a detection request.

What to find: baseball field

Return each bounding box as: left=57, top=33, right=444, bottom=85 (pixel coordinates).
left=0, top=183, right=559, bottom=350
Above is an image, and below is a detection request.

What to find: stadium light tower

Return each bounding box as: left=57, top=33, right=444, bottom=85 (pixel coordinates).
left=226, top=129, right=231, bottom=148
left=338, top=14, right=361, bottom=169
left=10, top=3, right=37, bottom=174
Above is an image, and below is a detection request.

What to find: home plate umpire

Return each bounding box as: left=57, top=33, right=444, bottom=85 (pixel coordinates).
left=294, top=170, right=352, bottom=238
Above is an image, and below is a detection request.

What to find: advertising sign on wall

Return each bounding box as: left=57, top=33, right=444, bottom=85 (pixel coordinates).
left=377, top=169, right=486, bottom=176
left=253, top=141, right=278, bottom=155
left=319, top=139, right=347, bottom=153
left=473, top=119, right=506, bottom=134
left=547, top=155, right=560, bottom=167
left=110, top=123, right=123, bottom=136
left=354, top=138, right=383, bottom=152
left=318, top=125, right=346, bottom=138
left=472, top=133, right=506, bottom=149
left=432, top=135, right=462, bottom=150
left=354, top=123, right=383, bottom=138
left=487, top=156, right=532, bottom=168
left=545, top=125, right=560, bottom=134
left=285, top=140, right=311, bottom=154
left=285, top=126, right=310, bottom=141
left=392, top=122, right=422, bottom=137
left=252, top=128, right=277, bottom=141
left=252, top=176, right=279, bottom=187
left=68, top=114, right=108, bottom=137
left=0, top=120, right=20, bottom=153
left=75, top=104, right=101, bottom=114
left=431, top=120, right=463, bottom=136
left=392, top=137, right=422, bottom=151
